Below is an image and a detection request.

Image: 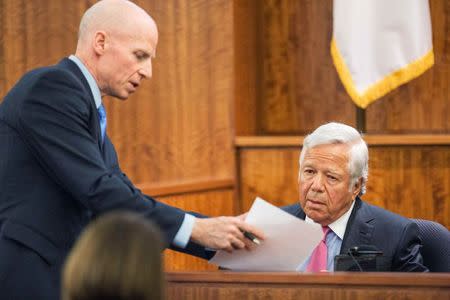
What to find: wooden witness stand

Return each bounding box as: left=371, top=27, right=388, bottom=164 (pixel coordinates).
left=166, top=271, right=450, bottom=299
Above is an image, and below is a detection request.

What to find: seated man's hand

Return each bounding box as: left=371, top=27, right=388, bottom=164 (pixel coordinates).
left=190, top=216, right=265, bottom=253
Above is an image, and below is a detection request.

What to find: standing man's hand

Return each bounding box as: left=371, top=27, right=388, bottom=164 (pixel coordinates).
left=190, top=216, right=265, bottom=252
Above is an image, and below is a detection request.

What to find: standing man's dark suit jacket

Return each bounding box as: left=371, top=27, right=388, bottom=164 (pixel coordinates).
left=282, top=197, right=428, bottom=272
left=0, top=58, right=191, bottom=299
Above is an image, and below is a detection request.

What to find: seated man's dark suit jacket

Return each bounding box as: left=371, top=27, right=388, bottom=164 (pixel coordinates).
left=0, top=58, right=197, bottom=299
left=283, top=197, right=428, bottom=272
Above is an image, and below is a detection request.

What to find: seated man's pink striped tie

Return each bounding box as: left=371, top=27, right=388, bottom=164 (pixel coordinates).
left=306, top=226, right=330, bottom=272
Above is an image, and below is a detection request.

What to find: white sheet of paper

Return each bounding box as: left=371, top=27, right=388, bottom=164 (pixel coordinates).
left=209, top=197, right=323, bottom=271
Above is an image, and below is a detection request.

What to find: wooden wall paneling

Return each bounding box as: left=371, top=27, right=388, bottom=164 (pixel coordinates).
left=2, top=0, right=38, bottom=92
left=367, top=146, right=450, bottom=227
left=234, top=0, right=259, bottom=135
left=0, top=0, right=5, bottom=96
left=366, top=0, right=450, bottom=133
left=0, top=0, right=87, bottom=98
left=155, top=189, right=236, bottom=271
left=258, top=0, right=355, bottom=134
left=106, top=0, right=236, bottom=186
left=239, top=148, right=301, bottom=212
left=238, top=146, right=450, bottom=228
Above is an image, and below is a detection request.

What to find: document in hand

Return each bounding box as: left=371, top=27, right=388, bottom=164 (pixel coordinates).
left=209, top=197, right=323, bottom=271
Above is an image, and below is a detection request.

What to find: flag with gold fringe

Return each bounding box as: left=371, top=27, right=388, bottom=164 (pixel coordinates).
left=331, top=0, right=434, bottom=108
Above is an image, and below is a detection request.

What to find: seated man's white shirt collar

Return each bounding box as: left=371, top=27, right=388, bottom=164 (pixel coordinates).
left=304, top=200, right=356, bottom=239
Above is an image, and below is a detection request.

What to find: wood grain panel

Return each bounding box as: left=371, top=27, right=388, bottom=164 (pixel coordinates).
left=105, top=0, right=236, bottom=185
left=156, top=189, right=236, bottom=271
left=169, top=283, right=448, bottom=300
left=239, top=148, right=300, bottom=212
left=167, top=272, right=450, bottom=300
left=366, top=0, right=450, bottom=133
left=238, top=147, right=450, bottom=228
left=234, top=0, right=259, bottom=135
left=367, top=146, right=450, bottom=227
left=257, top=0, right=355, bottom=134
left=0, top=0, right=88, bottom=97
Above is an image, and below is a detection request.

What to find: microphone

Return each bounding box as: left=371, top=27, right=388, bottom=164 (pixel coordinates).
left=335, top=245, right=384, bottom=272
left=348, top=245, right=383, bottom=256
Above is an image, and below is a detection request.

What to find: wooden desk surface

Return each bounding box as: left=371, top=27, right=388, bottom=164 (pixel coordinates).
left=166, top=271, right=450, bottom=300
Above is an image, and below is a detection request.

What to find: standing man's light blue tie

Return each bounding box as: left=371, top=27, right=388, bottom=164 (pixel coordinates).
left=98, top=104, right=107, bottom=143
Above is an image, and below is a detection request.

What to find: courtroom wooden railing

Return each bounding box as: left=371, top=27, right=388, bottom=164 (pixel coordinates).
left=166, top=271, right=450, bottom=300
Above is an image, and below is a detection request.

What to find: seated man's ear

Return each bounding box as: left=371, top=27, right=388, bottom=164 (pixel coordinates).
left=352, top=178, right=363, bottom=199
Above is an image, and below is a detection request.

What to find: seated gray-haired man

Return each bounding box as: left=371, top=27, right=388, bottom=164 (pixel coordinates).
left=284, top=122, right=427, bottom=272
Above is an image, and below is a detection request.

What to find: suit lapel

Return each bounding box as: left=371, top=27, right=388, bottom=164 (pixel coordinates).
left=294, top=206, right=306, bottom=220
left=57, top=58, right=103, bottom=151
left=340, top=198, right=375, bottom=254
left=284, top=200, right=376, bottom=255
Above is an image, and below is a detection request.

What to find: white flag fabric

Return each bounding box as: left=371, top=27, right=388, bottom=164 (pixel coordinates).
left=331, top=0, right=434, bottom=108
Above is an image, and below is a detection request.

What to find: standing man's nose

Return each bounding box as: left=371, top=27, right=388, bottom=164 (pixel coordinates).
left=140, top=59, right=152, bottom=78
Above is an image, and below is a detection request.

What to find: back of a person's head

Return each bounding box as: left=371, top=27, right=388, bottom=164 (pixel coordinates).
left=62, top=212, right=164, bottom=300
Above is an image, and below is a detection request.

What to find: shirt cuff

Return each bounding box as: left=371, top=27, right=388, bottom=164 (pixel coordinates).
left=172, top=213, right=195, bottom=248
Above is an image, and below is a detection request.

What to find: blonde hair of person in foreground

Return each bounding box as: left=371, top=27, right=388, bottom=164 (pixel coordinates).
left=62, top=211, right=164, bottom=300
